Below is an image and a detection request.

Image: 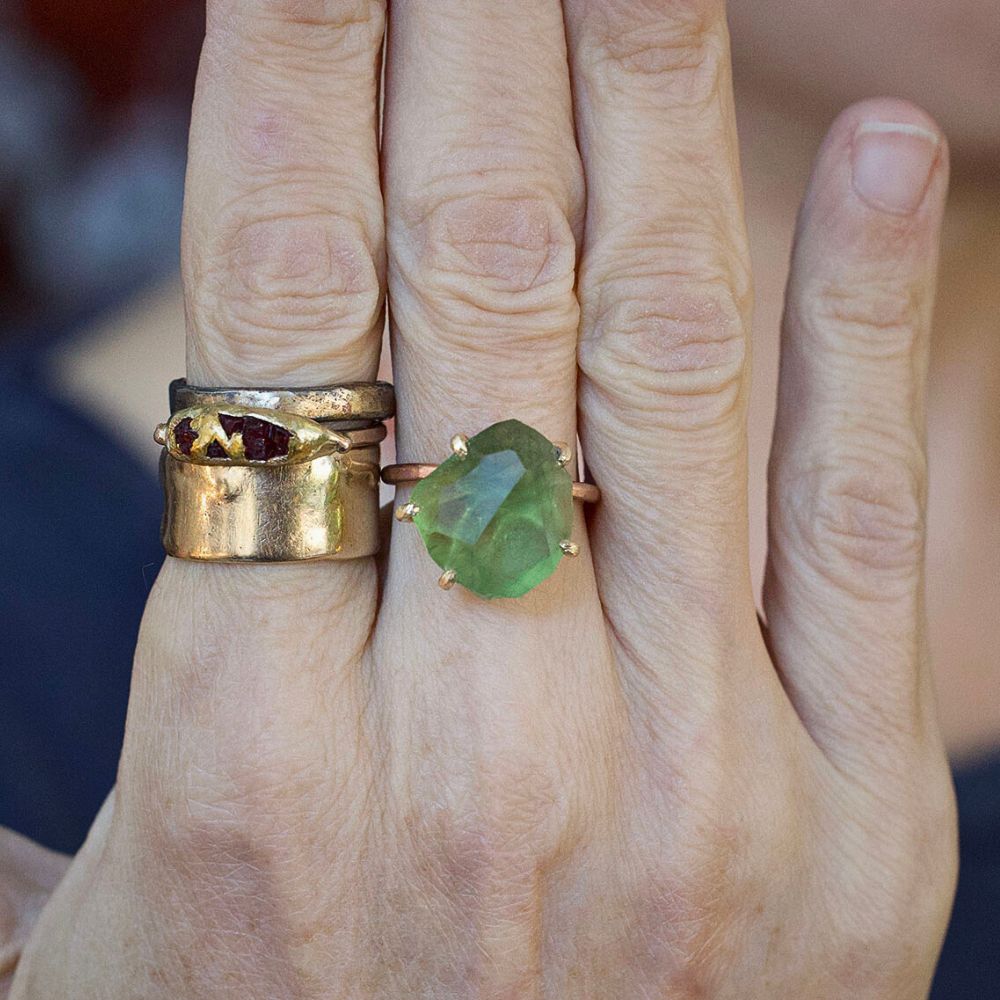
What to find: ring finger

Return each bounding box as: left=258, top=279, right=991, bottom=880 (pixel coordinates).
left=564, top=0, right=761, bottom=699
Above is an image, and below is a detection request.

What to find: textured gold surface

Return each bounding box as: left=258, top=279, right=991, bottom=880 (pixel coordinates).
left=169, top=378, right=395, bottom=422
left=159, top=405, right=385, bottom=466
left=160, top=446, right=381, bottom=562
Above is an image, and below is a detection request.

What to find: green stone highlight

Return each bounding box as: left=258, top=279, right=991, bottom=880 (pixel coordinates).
left=411, top=419, right=574, bottom=598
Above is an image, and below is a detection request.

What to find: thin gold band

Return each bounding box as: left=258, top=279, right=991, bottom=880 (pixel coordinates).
left=381, top=462, right=601, bottom=503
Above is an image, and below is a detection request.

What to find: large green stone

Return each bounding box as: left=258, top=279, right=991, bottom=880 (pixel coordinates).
left=411, top=420, right=574, bottom=598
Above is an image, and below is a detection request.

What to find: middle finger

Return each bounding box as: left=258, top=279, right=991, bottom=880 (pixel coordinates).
left=382, top=0, right=586, bottom=604
left=375, top=4, right=613, bottom=990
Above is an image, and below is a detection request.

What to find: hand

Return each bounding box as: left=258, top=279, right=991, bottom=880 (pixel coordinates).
left=7, top=1, right=956, bottom=997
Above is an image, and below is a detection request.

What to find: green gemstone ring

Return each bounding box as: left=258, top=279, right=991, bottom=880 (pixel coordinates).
left=381, top=420, right=599, bottom=599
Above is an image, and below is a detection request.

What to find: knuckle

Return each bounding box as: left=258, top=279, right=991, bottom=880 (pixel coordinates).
left=391, top=190, right=578, bottom=349
left=141, top=739, right=358, bottom=889
left=208, top=0, right=383, bottom=57
left=580, top=262, right=748, bottom=430
left=580, top=2, right=725, bottom=103
left=791, top=454, right=925, bottom=590
left=188, top=206, right=382, bottom=380
left=802, top=274, right=926, bottom=361
left=833, top=797, right=956, bottom=992
left=620, top=803, right=761, bottom=990
left=400, top=754, right=572, bottom=907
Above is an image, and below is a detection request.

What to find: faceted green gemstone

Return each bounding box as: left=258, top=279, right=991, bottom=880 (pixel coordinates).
left=410, top=420, right=574, bottom=598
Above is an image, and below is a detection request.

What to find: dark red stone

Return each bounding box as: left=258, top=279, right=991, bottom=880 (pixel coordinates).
left=242, top=416, right=292, bottom=461
left=219, top=413, right=244, bottom=438
left=173, top=417, right=197, bottom=455
left=206, top=440, right=227, bottom=459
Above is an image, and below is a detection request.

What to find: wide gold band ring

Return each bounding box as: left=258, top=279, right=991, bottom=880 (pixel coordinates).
left=160, top=450, right=381, bottom=562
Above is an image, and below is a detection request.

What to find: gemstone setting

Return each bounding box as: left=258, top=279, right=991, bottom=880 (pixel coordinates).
left=409, top=420, right=574, bottom=598
left=168, top=408, right=300, bottom=463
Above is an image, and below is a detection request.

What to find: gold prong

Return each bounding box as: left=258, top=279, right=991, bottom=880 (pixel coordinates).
left=450, top=433, right=470, bottom=459
left=553, top=441, right=572, bottom=467
left=395, top=502, right=420, bottom=522
left=327, top=428, right=353, bottom=452
left=559, top=539, right=580, bottom=558
left=153, top=423, right=168, bottom=446
left=438, top=569, right=457, bottom=590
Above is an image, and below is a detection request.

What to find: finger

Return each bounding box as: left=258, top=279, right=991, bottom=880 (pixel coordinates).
left=97, top=4, right=388, bottom=984
left=764, top=100, right=949, bottom=765
left=382, top=0, right=586, bottom=604
left=173, top=0, right=388, bottom=620
left=184, top=0, right=385, bottom=386
left=563, top=1, right=758, bottom=672
left=156, top=0, right=386, bottom=706
left=376, top=3, right=608, bottom=991
left=168, top=2, right=386, bottom=622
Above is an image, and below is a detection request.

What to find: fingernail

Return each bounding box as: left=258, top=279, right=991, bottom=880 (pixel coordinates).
left=852, top=122, right=940, bottom=215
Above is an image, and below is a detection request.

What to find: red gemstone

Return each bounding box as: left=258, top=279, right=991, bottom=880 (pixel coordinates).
left=219, top=413, right=244, bottom=438
left=206, top=440, right=227, bottom=459
left=173, top=418, right=197, bottom=455
left=242, top=416, right=291, bottom=461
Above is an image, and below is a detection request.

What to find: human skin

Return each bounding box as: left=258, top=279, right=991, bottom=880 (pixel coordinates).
left=723, top=0, right=1000, bottom=760
left=4, top=1, right=959, bottom=997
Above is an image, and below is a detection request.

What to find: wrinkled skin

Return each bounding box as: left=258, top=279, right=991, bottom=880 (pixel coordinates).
left=4, top=1, right=957, bottom=997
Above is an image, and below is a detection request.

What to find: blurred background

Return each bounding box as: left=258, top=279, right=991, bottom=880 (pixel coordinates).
left=0, top=1, right=996, bottom=995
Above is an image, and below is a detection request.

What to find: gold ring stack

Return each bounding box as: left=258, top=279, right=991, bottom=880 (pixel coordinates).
left=157, top=379, right=394, bottom=562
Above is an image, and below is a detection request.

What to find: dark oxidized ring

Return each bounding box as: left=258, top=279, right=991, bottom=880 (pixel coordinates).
left=169, top=378, right=395, bottom=424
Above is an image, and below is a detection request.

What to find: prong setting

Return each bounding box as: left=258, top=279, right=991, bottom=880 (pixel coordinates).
left=438, top=569, right=457, bottom=590
left=395, top=502, right=420, bottom=522
left=153, top=423, right=168, bottom=446
left=450, top=433, right=470, bottom=459
left=553, top=441, right=572, bottom=468
left=559, top=539, right=580, bottom=557
left=328, top=429, right=353, bottom=452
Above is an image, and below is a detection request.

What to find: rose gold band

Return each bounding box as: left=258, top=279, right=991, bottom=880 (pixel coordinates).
left=381, top=463, right=601, bottom=503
